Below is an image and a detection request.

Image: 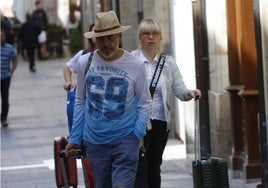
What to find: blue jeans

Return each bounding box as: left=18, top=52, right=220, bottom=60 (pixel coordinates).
left=83, top=132, right=139, bottom=188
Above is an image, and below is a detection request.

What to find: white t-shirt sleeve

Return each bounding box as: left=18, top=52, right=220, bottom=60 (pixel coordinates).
left=66, top=50, right=83, bottom=73
left=68, top=52, right=90, bottom=145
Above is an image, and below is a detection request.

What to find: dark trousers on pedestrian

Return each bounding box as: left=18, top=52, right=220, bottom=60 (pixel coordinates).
left=37, top=43, right=42, bottom=60
left=25, top=46, right=36, bottom=71
left=146, top=119, right=169, bottom=188
left=1, top=77, right=11, bottom=122
left=134, top=145, right=148, bottom=188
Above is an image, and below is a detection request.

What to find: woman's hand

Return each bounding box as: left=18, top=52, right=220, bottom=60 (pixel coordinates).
left=186, top=89, right=202, bottom=100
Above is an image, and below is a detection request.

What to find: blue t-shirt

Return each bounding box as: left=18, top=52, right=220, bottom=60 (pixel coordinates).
left=69, top=50, right=152, bottom=145
left=1, top=43, right=17, bottom=79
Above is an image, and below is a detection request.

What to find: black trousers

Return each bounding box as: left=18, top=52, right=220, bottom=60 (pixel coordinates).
left=134, top=119, right=169, bottom=188
left=25, top=46, right=36, bottom=70
left=37, top=43, right=42, bottom=59
left=1, top=77, right=11, bottom=122
left=134, top=145, right=148, bottom=188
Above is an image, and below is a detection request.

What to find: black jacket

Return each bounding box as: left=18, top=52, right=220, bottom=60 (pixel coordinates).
left=32, top=9, right=48, bottom=30
left=19, top=21, right=41, bottom=48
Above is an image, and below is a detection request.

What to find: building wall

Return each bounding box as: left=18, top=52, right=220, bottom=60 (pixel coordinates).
left=43, top=0, right=58, bottom=25
left=170, top=0, right=196, bottom=152
left=260, top=0, right=268, bottom=155
left=206, top=0, right=232, bottom=159
left=120, top=0, right=139, bottom=52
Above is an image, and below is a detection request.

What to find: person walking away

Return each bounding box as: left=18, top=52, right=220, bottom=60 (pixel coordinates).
left=63, top=23, right=96, bottom=131
left=63, top=23, right=95, bottom=91
left=32, top=0, right=48, bottom=60
left=67, top=4, right=82, bottom=55
left=18, top=12, right=41, bottom=73
left=65, top=10, right=152, bottom=188
left=1, top=29, right=18, bottom=127
left=1, top=13, right=15, bottom=45
left=131, top=18, right=202, bottom=188
left=66, top=4, right=81, bottom=37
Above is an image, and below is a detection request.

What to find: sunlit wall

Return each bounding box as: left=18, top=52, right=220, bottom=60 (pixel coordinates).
left=170, top=0, right=196, bottom=152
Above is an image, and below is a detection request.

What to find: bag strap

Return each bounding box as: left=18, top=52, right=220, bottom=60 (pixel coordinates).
left=84, top=52, right=94, bottom=96
left=149, top=53, right=166, bottom=98
left=82, top=49, right=89, bottom=55
left=85, top=52, right=94, bottom=75
left=72, top=52, right=93, bottom=91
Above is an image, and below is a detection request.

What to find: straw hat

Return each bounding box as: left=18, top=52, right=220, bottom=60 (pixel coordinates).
left=84, top=10, right=131, bottom=39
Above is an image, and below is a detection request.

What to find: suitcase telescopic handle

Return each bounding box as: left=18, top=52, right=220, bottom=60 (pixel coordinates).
left=194, top=93, right=201, bottom=162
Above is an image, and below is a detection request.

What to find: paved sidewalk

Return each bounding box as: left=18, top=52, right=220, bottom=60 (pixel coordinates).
left=1, top=57, right=261, bottom=188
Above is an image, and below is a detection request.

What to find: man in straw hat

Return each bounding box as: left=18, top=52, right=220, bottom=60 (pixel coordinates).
left=65, top=10, right=152, bottom=188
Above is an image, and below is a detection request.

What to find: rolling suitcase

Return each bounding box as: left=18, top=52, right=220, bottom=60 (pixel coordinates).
left=54, top=136, right=78, bottom=188
left=59, top=149, right=91, bottom=188
left=192, top=94, right=229, bottom=188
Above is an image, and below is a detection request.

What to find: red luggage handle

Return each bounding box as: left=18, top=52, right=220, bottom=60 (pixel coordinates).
left=59, top=149, right=90, bottom=188
left=194, top=93, right=201, bottom=162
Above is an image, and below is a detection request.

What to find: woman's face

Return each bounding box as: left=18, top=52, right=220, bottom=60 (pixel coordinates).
left=139, top=30, right=161, bottom=51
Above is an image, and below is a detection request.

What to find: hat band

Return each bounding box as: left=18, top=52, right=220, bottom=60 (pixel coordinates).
left=94, top=25, right=120, bottom=33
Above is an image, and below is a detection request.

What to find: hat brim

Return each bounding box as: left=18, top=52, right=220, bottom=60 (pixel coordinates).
left=84, top=25, right=131, bottom=39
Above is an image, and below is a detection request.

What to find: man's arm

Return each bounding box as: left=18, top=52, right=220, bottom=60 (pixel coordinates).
left=63, top=50, right=83, bottom=90
left=134, top=63, right=152, bottom=138
left=63, top=65, right=73, bottom=90
left=10, top=57, right=18, bottom=77
left=65, top=54, right=88, bottom=156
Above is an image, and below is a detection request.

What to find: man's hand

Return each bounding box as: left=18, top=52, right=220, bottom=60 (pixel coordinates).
left=63, top=65, right=74, bottom=91
left=63, top=82, right=74, bottom=91
left=64, top=143, right=80, bottom=157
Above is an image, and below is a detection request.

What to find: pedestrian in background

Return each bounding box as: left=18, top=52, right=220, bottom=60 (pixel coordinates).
left=131, top=18, right=201, bottom=188
left=66, top=4, right=81, bottom=37
left=63, top=23, right=95, bottom=91
left=1, top=28, right=18, bottom=127
left=65, top=10, right=152, bottom=188
left=0, top=12, right=15, bottom=45
left=32, top=0, right=48, bottom=60
left=67, top=4, right=82, bottom=55
left=18, top=12, right=41, bottom=73
left=63, top=23, right=96, bottom=132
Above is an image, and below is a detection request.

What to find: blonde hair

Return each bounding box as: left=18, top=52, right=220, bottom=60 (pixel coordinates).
left=137, top=18, right=163, bottom=52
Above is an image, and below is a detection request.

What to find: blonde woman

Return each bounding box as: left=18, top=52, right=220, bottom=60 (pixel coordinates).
left=131, top=18, right=201, bottom=188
